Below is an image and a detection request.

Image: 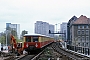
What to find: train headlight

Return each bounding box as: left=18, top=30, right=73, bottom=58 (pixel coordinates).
left=35, top=43, right=38, bottom=47
left=26, top=43, right=28, bottom=47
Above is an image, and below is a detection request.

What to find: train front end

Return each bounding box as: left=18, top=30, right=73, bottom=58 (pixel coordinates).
left=23, top=35, right=41, bottom=53
left=23, top=34, right=54, bottom=54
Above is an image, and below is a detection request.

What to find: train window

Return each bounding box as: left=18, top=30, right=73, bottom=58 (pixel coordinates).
left=26, top=37, right=31, bottom=42
left=32, top=37, right=38, bottom=42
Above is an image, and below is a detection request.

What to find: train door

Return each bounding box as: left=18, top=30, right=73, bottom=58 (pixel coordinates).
left=41, top=36, right=44, bottom=47
left=38, top=36, right=41, bottom=48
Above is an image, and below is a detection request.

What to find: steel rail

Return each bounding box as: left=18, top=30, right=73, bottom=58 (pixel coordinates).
left=52, top=42, right=90, bottom=60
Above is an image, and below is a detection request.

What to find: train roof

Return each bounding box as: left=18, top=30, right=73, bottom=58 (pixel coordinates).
left=24, top=33, right=53, bottom=38
left=24, top=33, right=45, bottom=36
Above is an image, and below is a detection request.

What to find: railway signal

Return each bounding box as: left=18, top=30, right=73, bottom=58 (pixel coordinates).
left=49, top=30, right=67, bottom=48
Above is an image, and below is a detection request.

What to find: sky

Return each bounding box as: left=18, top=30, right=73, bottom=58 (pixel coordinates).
left=0, top=0, right=90, bottom=34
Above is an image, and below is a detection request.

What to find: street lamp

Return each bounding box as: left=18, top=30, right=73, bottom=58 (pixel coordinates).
left=6, top=30, right=7, bottom=47
left=4, top=28, right=8, bottom=47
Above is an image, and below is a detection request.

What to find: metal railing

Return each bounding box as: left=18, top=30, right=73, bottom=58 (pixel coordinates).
left=67, top=45, right=90, bottom=55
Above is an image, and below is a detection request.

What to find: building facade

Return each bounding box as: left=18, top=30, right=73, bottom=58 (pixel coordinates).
left=6, top=23, right=20, bottom=39
left=67, top=16, right=77, bottom=45
left=35, top=21, right=54, bottom=37
left=68, top=15, right=90, bottom=48
left=49, top=24, right=54, bottom=37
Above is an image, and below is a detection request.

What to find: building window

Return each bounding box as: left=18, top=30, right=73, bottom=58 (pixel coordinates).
left=84, top=43, right=86, bottom=47
left=80, top=43, right=82, bottom=46
left=86, top=25, right=89, bottom=29
left=82, top=30, right=85, bottom=35
left=78, top=36, right=82, bottom=42
left=86, top=30, right=89, bottom=35
left=77, top=30, right=81, bottom=35
left=82, top=26, right=84, bottom=29
left=86, top=43, right=89, bottom=47
left=78, top=43, right=80, bottom=46
left=78, top=26, right=81, bottom=29
left=80, top=37, right=82, bottom=42
left=86, top=36, right=89, bottom=42
left=82, top=36, right=85, bottom=42
left=82, top=43, right=84, bottom=46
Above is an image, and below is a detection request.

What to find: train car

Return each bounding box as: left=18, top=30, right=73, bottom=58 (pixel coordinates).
left=23, top=34, right=54, bottom=53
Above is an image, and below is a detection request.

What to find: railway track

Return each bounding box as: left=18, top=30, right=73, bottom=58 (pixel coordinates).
left=18, top=55, right=35, bottom=60
left=37, top=44, right=62, bottom=60
left=18, top=43, right=57, bottom=60
left=19, top=42, right=89, bottom=60
left=1, top=43, right=54, bottom=60
left=18, top=47, right=46, bottom=60
left=0, top=51, right=18, bottom=60
left=7, top=42, right=90, bottom=60
left=18, top=49, right=47, bottom=60
left=52, top=42, right=90, bottom=60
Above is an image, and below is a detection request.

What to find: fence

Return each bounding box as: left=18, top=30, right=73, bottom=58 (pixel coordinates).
left=67, top=45, right=90, bottom=55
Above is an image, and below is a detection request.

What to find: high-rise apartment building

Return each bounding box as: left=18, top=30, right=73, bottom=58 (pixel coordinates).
left=49, top=24, right=54, bottom=37
left=35, top=21, right=54, bottom=37
left=6, top=23, right=20, bottom=39
left=60, top=22, right=67, bottom=41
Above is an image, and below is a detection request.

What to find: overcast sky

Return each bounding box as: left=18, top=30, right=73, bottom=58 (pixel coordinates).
left=0, top=0, right=90, bottom=34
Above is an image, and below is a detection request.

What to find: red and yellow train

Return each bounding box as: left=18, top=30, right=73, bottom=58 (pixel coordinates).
left=23, top=34, right=54, bottom=53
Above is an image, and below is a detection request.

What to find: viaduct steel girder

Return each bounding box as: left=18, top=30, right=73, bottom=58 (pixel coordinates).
left=49, top=30, right=65, bottom=34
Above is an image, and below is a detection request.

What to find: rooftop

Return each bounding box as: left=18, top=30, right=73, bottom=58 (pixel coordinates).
left=73, top=15, right=90, bottom=24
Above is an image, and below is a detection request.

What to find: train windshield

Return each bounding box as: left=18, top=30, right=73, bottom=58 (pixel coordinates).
left=32, top=36, right=38, bottom=42
left=26, top=37, right=31, bottom=42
